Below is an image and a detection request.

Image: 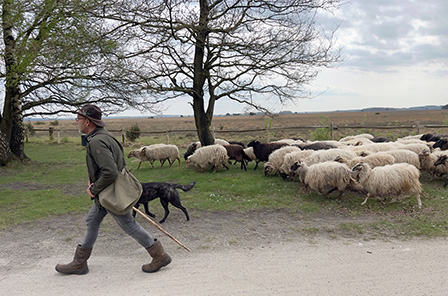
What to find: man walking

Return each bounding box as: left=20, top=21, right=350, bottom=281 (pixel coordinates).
left=55, top=104, right=171, bottom=275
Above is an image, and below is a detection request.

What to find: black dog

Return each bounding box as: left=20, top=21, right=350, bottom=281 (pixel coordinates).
left=133, top=181, right=196, bottom=223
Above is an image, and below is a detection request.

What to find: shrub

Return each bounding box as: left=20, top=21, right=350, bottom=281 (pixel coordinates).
left=126, top=124, right=141, bottom=142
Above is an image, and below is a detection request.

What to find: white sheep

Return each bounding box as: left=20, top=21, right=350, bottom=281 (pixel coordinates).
left=303, top=148, right=358, bottom=165
left=383, top=149, right=420, bottom=168
left=264, top=146, right=302, bottom=176
left=398, top=143, right=431, bottom=155
left=142, top=144, right=180, bottom=168
left=335, top=152, right=395, bottom=168
left=420, top=151, right=448, bottom=178
left=278, top=150, right=315, bottom=178
left=243, top=147, right=257, bottom=162
left=289, top=161, right=352, bottom=199
left=185, top=144, right=229, bottom=173
left=350, top=162, right=422, bottom=208
left=127, top=144, right=165, bottom=169
left=348, top=142, right=404, bottom=155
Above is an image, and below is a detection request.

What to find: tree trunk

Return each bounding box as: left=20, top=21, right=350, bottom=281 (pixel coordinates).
left=1, top=0, right=28, bottom=161
left=0, top=129, right=15, bottom=166
left=192, top=0, right=214, bottom=146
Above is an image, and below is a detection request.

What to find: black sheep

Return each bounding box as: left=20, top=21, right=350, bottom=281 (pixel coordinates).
left=223, top=144, right=251, bottom=171
left=247, top=140, right=288, bottom=170
left=433, top=138, right=448, bottom=150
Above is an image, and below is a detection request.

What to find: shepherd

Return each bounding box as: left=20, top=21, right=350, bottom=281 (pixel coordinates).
left=55, top=104, right=172, bottom=275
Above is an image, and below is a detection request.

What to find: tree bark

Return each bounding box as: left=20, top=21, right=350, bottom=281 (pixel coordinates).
left=1, top=0, right=28, bottom=161
left=192, top=0, right=215, bottom=146
left=0, top=129, right=15, bottom=166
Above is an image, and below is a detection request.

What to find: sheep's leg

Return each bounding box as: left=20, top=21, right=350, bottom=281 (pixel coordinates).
left=361, top=193, right=370, bottom=205
left=136, top=162, right=142, bottom=170
left=253, top=160, right=260, bottom=170
left=416, top=194, right=422, bottom=209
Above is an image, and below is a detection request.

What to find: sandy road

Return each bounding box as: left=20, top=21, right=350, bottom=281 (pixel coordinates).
left=2, top=238, right=448, bottom=296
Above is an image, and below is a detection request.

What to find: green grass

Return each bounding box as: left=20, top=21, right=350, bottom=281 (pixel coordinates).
left=2, top=137, right=448, bottom=239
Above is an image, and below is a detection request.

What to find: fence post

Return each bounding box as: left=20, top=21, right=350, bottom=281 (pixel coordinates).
left=25, top=126, right=29, bottom=143
left=121, top=128, right=126, bottom=144
left=57, top=128, right=61, bottom=144
left=266, top=124, right=270, bottom=142
left=330, top=122, right=334, bottom=140
left=49, top=127, right=54, bottom=141
left=166, top=129, right=170, bottom=144
left=416, top=121, right=420, bottom=135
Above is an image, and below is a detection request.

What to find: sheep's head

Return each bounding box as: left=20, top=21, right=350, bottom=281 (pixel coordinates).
left=289, top=161, right=303, bottom=176
left=127, top=150, right=139, bottom=158
left=264, top=163, right=274, bottom=176
left=433, top=138, right=448, bottom=149
left=247, top=139, right=260, bottom=148
left=434, top=155, right=448, bottom=167
left=334, top=156, right=347, bottom=164
left=418, top=151, right=430, bottom=161
left=350, top=162, right=367, bottom=181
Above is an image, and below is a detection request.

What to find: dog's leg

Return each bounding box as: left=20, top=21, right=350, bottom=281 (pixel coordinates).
left=159, top=199, right=170, bottom=223
left=143, top=202, right=156, bottom=218
left=170, top=201, right=189, bottom=221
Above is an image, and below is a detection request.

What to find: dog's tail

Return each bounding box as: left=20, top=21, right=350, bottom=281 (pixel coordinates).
left=173, top=181, right=196, bottom=192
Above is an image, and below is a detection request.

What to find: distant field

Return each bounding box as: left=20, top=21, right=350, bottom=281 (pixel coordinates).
left=28, top=109, right=448, bottom=147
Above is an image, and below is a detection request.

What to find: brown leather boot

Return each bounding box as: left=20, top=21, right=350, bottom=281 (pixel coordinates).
left=55, top=245, right=92, bottom=275
left=142, top=239, right=172, bottom=273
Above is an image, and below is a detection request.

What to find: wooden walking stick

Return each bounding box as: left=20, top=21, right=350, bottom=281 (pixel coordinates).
left=133, top=207, right=191, bottom=252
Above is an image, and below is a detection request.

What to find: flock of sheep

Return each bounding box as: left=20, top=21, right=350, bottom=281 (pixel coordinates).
left=127, top=132, right=448, bottom=208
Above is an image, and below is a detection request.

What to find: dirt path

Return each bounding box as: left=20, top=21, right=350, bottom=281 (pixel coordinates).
left=1, top=211, right=448, bottom=295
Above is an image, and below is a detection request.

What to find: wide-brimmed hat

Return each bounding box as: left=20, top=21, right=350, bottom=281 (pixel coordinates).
left=76, top=104, right=105, bottom=127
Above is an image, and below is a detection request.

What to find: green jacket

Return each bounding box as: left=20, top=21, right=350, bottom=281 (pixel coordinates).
left=85, top=127, right=125, bottom=196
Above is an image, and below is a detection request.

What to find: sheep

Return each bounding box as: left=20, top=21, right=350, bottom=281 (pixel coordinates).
left=398, top=143, right=431, bottom=155
left=350, top=162, right=422, bottom=208
left=185, top=144, right=229, bottom=173
left=433, top=138, right=448, bottom=151
left=184, top=141, right=201, bottom=160
left=349, top=142, right=404, bottom=155
left=289, top=161, right=352, bottom=199
left=183, top=139, right=230, bottom=160
left=433, top=154, right=448, bottom=186
left=127, top=144, right=166, bottom=169
left=247, top=140, right=288, bottom=170
left=303, top=148, right=357, bottom=165
left=296, top=141, right=339, bottom=151
left=278, top=150, right=315, bottom=179
left=339, top=133, right=374, bottom=142
left=383, top=149, right=420, bottom=168
left=243, top=147, right=257, bottom=162
left=334, top=152, right=395, bottom=168
left=264, top=146, right=302, bottom=176
left=418, top=151, right=448, bottom=178
left=222, top=144, right=251, bottom=171
left=141, top=144, right=180, bottom=168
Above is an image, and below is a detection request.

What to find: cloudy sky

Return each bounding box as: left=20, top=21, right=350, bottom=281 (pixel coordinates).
left=124, top=0, right=448, bottom=116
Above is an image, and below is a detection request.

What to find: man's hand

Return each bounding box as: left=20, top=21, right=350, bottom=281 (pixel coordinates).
left=87, top=182, right=95, bottom=198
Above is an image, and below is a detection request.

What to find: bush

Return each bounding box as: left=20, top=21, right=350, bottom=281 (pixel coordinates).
left=126, top=124, right=141, bottom=142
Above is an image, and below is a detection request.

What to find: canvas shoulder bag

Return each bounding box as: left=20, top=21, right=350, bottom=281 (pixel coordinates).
left=96, top=133, right=142, bottom=215
left=99, top=167, right=142, bottom=215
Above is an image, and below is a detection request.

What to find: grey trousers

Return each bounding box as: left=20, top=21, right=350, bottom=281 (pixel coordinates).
left=81, top=203, right=155, bottom=249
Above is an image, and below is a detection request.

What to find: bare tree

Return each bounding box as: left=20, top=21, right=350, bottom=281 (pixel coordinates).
left=96, top=0, right=341, bottom=145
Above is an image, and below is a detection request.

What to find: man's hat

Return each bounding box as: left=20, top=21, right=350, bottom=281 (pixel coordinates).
left=76, top=104, right=105, bottom=127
